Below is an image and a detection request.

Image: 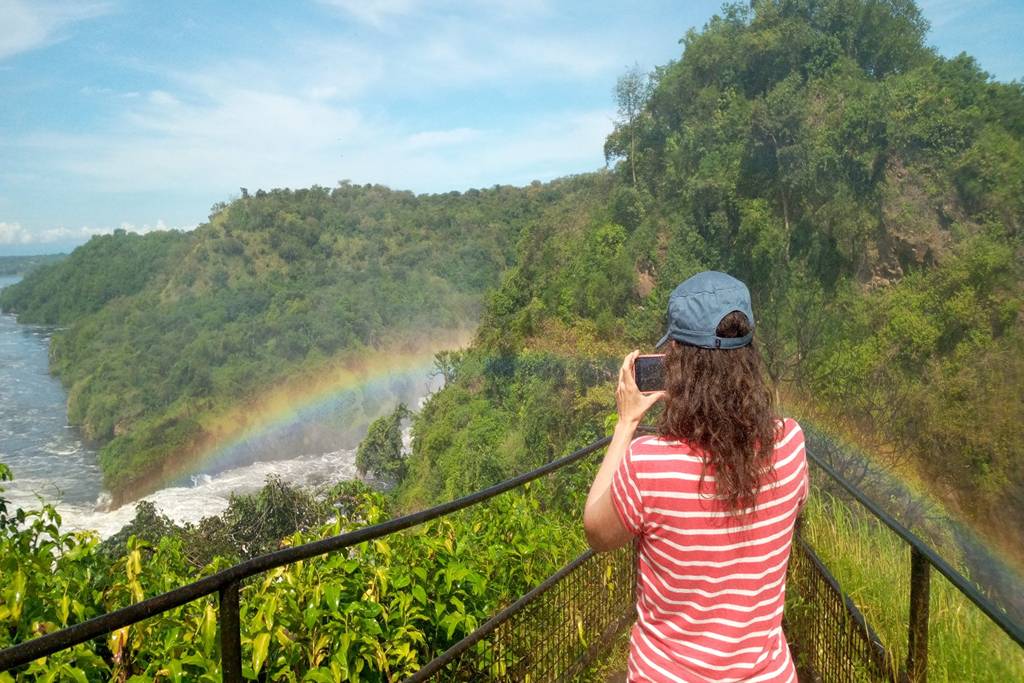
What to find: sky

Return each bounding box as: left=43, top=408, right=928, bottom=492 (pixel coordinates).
left=1, top=0, right=1022, bottom=255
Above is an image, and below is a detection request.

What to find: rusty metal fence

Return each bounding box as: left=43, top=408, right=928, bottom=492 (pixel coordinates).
left=787, top=451, right=1024, bottom=683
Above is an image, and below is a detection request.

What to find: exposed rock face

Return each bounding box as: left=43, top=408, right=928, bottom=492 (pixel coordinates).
left=635, top=269, right=656, bottom=298
left=864, top=159, right=956, bottom=289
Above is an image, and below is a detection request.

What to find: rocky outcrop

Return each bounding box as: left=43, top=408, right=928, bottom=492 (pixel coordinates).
left=863, top=159, right=957, bottom=289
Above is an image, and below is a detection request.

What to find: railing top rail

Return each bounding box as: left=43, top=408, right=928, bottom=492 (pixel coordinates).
left=805, top=448, right=1024, bottom=648
left=0, top=435, right=612, bottom=672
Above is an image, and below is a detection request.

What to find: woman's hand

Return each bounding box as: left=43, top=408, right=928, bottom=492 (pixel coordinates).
left=616, top=350, right=665, bottom=427
left=585, top=350, right=664, bottom=552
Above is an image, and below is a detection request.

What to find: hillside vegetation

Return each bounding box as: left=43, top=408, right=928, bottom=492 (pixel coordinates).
left=400, top=0, right=1024, bottom=560
left=0, top=254, right=66, bottom=278
left=0, top=179, right=605, bottom=497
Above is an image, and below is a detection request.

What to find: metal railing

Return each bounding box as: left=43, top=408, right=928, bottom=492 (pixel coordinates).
left=0, top=437, right=616, bottom=678
left=784, top=532, right=896, bottom=681
left=2, top=430, right=1022, bottom=681
left=790, top=449, right=1024, bottom=682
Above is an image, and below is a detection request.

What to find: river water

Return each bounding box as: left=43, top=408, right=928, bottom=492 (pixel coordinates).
left=0, top=276, right=104, bottom=508
left=0, top=275, right=426, bottom=539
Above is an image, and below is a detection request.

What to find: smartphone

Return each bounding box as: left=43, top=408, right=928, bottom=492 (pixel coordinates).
left=633, top=354, right=666, bottom=393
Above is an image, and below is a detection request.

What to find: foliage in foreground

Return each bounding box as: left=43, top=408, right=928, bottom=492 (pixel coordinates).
left=0, top=463, right=584, bottom=682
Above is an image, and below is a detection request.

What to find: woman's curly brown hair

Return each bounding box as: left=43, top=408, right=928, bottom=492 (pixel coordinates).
left=656, top=311, right=778, bottom=511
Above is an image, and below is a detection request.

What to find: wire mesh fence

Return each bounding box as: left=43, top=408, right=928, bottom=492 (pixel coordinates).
left=784, top=532, right=897, bottom=682
left=793, top=484, right=1024, bottom=682
left=411, top=542, right=636, bottom=682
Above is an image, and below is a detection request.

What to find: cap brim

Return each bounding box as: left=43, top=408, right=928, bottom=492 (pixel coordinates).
left=655, top=332, right=670, bottom=349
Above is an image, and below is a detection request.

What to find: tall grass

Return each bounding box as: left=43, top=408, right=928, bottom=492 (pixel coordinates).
left=800, top=492, right=1024, bottom=682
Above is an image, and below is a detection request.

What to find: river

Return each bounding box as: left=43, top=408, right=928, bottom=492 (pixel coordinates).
left=0, top=275, right=429, bottom=539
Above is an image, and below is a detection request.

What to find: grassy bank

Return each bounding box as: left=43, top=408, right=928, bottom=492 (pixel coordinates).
left=799, top=492, right=1024, bottom=681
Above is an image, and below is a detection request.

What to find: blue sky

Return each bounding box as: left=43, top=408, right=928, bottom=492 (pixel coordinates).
left=1, top=0, right=1022, bottom=255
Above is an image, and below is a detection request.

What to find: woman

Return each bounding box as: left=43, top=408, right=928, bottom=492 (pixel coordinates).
left=584, top=271, right=807, bottom=682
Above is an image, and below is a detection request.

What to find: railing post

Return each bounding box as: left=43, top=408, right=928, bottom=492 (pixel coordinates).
left=906, top=548, right=930, bottom=682
left=220, top=581, right=243, bottom=683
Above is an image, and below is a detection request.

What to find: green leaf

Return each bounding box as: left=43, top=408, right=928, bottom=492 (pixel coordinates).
left=251, top=632, right=271, bottom=674
left=61, top=666, right=88, bottom=683
left=200, top=603, right=217, bottom=655
left=323, top=584, right=341, bottom=610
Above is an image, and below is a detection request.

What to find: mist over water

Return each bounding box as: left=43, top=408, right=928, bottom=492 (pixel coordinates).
left=6, top=449, right=362, bottom=540
left=0, top=275, right=435, bottom=539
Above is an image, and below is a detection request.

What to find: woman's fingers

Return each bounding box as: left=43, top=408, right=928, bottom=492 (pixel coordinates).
left=619, top=351, right=633, bottom=382
left=618, top=352, right=634, bottom=397
left=616, top=350, right=665, bottom=425
left=643, top=390, right=667, bottom=409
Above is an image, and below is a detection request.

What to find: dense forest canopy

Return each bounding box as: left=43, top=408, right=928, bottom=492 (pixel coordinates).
left=0, top=254, right=66, bottom=278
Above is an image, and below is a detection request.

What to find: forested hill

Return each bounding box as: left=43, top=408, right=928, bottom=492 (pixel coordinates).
left=400, top=0, right=1024, bottom=565
left=0, top=179, right=608, bottom=498
left=0, top=231, right=189, bottom=323
left=0, top=253, right=66, bottom=278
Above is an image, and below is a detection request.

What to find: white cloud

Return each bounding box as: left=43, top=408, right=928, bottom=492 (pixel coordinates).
left=189, top=48, right=384, bottom=102
left=6, top=2, right=628, bottom=224
left=0, top=0, right=109, bottom=60
left=406, top=127, right=482, bottom=150
left=0, top=219, right=189, bottom=246
left=918, top=0, right=977, bottom=30
left=16, top=93, right=612, bottom=199
left=38, top=86, right=364, bottom=192
left=364, top=15, right=614, bottom=90
left=504, top=35, right=615, bottom=79
left=311, top=2, right=608, bottom=89
left=333, top=108, right=615, bottom=191
left=318, top=0, right=550, bottom=27
left=0, top=222, right=32, bottom=244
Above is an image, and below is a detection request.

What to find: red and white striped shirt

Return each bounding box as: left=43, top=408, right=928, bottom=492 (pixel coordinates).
left=611, top=418, right=808, bottom=682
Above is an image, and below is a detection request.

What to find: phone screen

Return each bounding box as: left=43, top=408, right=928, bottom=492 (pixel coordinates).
left=634, top=354, right=666, bottom=393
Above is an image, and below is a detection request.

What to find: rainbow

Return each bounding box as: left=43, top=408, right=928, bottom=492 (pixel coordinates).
left=137, top=330, right=473, bottom=496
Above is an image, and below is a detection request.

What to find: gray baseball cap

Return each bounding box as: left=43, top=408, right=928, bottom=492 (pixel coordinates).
left=655, top=271, right=754, bottom=349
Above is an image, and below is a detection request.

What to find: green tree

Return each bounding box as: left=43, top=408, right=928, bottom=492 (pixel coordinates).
left=356, top=403, right=411, bottom=484
left=607, top=64, right=654, bottom=186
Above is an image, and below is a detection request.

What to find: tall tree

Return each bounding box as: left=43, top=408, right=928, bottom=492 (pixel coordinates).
left=609, top=65, right=654, bottom=186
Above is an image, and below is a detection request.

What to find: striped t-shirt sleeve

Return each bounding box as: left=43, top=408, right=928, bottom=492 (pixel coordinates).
left=611, top=438, right=645, bottom=535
